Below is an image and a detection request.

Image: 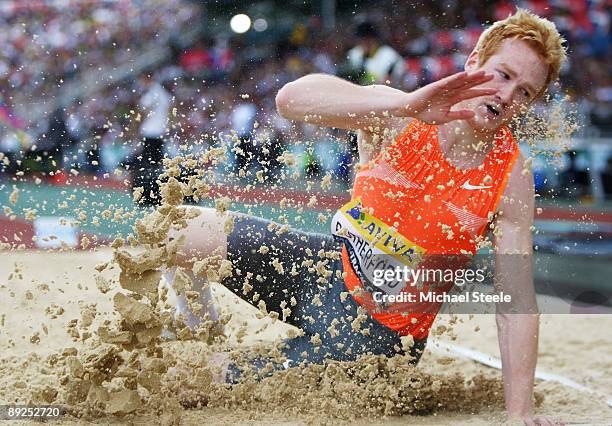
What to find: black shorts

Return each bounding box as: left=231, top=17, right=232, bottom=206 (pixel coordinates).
left=221, top=213, right=427, bottom=383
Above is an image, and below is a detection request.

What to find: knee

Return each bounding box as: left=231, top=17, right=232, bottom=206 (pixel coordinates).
left=168, top=225, right=193, bottom=269
left=168, top=206, right=229, bottom=268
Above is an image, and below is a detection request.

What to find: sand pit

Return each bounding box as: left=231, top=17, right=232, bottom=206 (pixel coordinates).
left=1, top=248, right=611, bottom=425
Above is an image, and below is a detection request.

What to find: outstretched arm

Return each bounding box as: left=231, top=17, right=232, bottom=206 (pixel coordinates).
left=275, top=73, right=411, bottom=131
left=494, top=158, right=561, bottom=425
left=494, top=158, right=538, bottom=420
left=275, top=71, right=495, bottom=131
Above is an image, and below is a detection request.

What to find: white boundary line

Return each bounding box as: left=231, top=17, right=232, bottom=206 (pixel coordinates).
left=429, top=338, right=612, bottom=408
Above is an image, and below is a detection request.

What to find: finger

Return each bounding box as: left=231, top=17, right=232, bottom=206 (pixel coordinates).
left=439, top=71, right=480, bottom=90
left=438, top=71, right=493, bottom=95
left=440, top=70, right=469, bottom=85
left=446, top=109, right=475, bottom=121
left=453, top=87, right=498, bottom=101
left=447, top=71, right=493, bottom=91
left=455, top=72, right=494, bottom=90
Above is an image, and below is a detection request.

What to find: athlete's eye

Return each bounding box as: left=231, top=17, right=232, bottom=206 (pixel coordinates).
left=521, top=88, right=530, bottom=98
left=497, top=70, right=510, bottom=80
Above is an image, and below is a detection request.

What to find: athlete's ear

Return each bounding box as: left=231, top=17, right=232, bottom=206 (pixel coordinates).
left=464, top=49, right=479, bottom=72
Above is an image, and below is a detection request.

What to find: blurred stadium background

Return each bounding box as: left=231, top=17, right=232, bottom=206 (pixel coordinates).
left=0, top=0, right=610, bottom=302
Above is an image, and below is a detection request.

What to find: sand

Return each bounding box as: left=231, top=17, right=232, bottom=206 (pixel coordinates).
left=1, top=247, right=611, bottom=425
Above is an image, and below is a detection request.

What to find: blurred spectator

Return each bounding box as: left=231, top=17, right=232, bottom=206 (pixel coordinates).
left=345, top=21, right=405, bottom=85
left=133, top=75, right=173, bottom=206
left=45, top=109, right=70, bottom=171
left=559, top=151, right=591, bottom=198
left=230, top=99, right=257, bottom=178
left=304, top=148, right=322, bottom=179
left=0, top=129, right=20, bottom=176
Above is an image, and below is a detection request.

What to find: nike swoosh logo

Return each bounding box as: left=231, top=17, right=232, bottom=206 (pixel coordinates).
left=462, top=180, right=492, bottom=190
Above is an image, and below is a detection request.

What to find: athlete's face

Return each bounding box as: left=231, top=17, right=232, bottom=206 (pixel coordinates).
left=462, top=38, right=549, bottom=132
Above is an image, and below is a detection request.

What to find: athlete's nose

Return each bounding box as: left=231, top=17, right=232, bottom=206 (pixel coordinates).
left=496, top=85, right=514, bottom=109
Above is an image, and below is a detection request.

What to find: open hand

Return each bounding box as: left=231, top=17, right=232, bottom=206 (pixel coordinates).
left=403, top=70, right=495, bottom=124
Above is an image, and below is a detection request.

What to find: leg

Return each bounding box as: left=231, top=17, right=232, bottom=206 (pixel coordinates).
left=225, top=256, right=428, bottom=383
left=220, top=213, right=336, bottom=323
left=166, top=209, right=333, bottom=330
left=217, top=216, right=427, bottom=382
left=169, top=206, right=229, bottom=267
left=165, top=207, right=229, bottom=329
left=167, top=210, right=426, bottom=383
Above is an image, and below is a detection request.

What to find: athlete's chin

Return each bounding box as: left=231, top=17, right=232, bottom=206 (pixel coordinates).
left=466, top=113, right=505, bottom=133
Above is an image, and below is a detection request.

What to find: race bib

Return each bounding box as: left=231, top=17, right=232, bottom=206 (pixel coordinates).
left=331, top=198, right=426, bottom=297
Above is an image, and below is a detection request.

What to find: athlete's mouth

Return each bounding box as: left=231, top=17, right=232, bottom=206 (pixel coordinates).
left=486, top=104, right=500, bottom=116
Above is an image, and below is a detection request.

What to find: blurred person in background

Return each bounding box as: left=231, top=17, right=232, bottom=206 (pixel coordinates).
left=230, top=96, right=257, bottom=179
left=345, top=21, right=406, bottom=86
left=133, top=74, right=173, bottom=207
left=45, top=108, right=70, bottom=174
left=559, top=150, right=591, bottom=199
left=0, top=130, right=21, bottom=177
left=64, top=102, right=87, bottom=171
left=99, top=123, right=129, bottom=176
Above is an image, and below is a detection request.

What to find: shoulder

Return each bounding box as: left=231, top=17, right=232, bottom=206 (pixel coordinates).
left=498, top=151, right=534, bottom=219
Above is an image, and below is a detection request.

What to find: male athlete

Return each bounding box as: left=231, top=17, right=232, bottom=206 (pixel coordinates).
left=167, top=9, right=566, bottom=425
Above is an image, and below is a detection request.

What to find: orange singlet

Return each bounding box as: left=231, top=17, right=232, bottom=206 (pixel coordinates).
left=332, top=119, right=520, bottom=340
